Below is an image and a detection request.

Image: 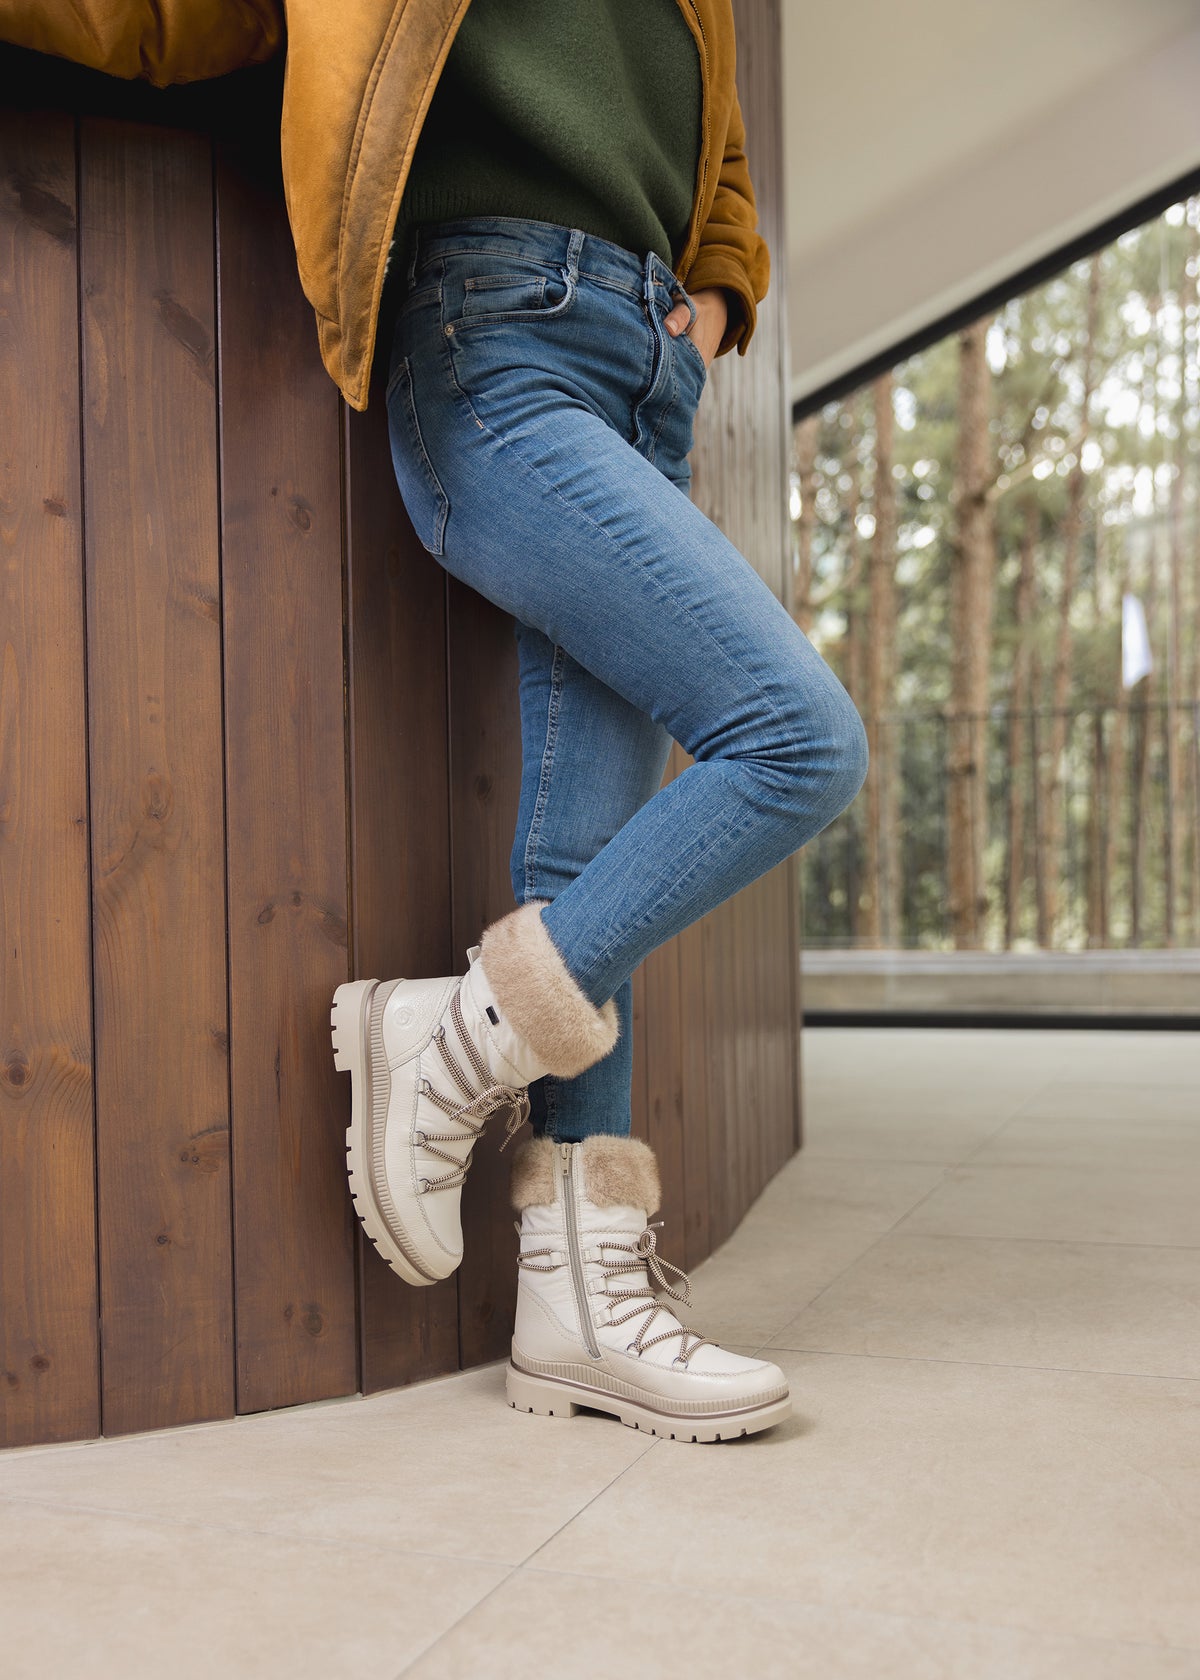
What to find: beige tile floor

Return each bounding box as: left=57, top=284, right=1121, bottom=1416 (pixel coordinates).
left=3, top=1027, right=1199, bottom=1679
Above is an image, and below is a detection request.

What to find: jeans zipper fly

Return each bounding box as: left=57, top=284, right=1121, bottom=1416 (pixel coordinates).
left=561, top=1144, right=602, bottom=1360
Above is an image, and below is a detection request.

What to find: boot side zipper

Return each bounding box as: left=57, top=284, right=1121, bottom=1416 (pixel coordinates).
left=560, top=1143, right=602, bottom=1360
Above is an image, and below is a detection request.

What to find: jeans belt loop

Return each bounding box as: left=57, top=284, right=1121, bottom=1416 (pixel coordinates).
left=642, top=247, right=657, bottom=312
left=670, top=273, right=697, bottom=333
left=565, top=224, right=585, bottom=280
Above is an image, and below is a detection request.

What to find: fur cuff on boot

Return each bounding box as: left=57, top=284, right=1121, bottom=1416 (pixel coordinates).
left=510, top=1136, right=662, bottom=1216
left=479, top=901, right=618, bottom=1079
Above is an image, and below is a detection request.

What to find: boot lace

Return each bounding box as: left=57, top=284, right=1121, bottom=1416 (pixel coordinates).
left=415, top=989, right=529, bottom=1193
left=602, top=1224, right=713, bottom=1365
left=519, top=1221, right=714, bottom=1366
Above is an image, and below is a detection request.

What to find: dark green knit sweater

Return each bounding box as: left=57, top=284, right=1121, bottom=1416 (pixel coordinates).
left=387, top=0, right=702, bottom=293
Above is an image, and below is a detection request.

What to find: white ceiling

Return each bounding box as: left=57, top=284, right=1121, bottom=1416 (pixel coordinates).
left=781, top=0, right=1200, bottom=407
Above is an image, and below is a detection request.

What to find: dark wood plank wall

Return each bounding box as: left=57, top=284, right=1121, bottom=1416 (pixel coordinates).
left=80, top=116, right=234, bottom=1436
left=0, top=109, right=101, bottom=1446
left=0, top=0, right=798, bottom=1447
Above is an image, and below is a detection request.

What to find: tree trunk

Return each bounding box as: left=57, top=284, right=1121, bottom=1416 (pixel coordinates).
left=792, top=413, right=819, bottom=636
left=1005, top=500, right=1037, bottom=946
left=1039, top=253, right=1101, bottom=943
left=845, top=406, right=871, bottom=940
left=946, top=318, right=996, bottom=948
left=1131, top=298, right=1161, bottom=948
left=862, top=372, right=899, bottom=946
left=1085, top=518, right=1110, bottom=947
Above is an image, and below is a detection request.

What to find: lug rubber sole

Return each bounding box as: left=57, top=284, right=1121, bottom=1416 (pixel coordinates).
left=505, top=1362, right=791, bottom=1444
left=330, top=977, right=441, bottom=1288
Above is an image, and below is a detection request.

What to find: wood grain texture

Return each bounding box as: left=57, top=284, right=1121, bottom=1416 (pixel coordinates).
left=215, top=128, right=357, bottom=1413
left=679, top=0, right=800, bottom=1256
left=0, top=109, right=101, bottom=1448
left=446, top=581, right=525, bottom=1370
left=0, top=0, right=795, bottom=1442
left=342, top=389, right=461, bottom=1390
left=79, top=117, right=233, bottom=1435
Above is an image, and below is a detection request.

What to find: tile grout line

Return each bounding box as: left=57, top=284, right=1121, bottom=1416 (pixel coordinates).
left=753, top=1344, right=1200, bottom=1385
left=391, top=1434, right=660, bottom=1678
left=745, top=1067, right=1150, bottom=1352
left=0, top=1491, right=519, bottom=1570
left=779, top=1227, right=1200, bottom=1253
left=510, top=1558, right=1200, bottom=1661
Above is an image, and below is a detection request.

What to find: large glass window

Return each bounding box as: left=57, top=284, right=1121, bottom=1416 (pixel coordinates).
left=794, top=197, right=1200, bottom=1018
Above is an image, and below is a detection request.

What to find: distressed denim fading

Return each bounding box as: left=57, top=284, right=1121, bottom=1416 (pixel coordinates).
left=387, top=216, right=867, bottom=1140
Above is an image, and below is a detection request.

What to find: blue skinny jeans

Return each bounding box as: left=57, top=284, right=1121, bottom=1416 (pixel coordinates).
left=386, top=216, right=867, bottom=1142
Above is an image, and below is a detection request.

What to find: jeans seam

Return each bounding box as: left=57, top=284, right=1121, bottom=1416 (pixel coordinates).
left=637, top=289, right=676, bottom=463
left=388, top=355, right=450, bottom=555
left=581, top=809, right=761, bottom=990
left=523, top=643, right=566, bottom=901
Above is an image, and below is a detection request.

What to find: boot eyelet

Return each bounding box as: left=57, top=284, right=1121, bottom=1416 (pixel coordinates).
left=418, top=1177, right=431, bottom=1193
left=419, top=1078, right=432, bottom=1095
left=413, top=1131, right=425, bottom=1146
left=626, top=1344, right=641, bottom=1356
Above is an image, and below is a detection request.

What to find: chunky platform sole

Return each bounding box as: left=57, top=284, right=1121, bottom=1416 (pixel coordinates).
left=330, top=977, right=441, bottom=1288
left=505, top=1362, right=791, bottom=1444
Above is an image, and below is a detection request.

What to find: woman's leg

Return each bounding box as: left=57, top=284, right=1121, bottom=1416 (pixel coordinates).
left=392, top=219, right=868, bottom=1012
left=511, top=622, right=673, bottom=1142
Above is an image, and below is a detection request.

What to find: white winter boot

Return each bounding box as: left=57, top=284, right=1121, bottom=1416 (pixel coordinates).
left=330, top=902, right=618, bottom=1286
left=505, top=1136, right=791, bottom=1442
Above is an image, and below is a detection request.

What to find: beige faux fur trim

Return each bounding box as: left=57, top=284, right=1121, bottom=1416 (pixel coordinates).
left=579, top=1136, right=661, bottom=1214
left=510, top=1136, right=662, bottom=1216
left=510, top=1138, right=558, bottom=1212
left=479, top=901, right=619, bottom=1079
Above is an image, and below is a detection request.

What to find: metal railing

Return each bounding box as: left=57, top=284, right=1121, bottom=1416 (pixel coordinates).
left=802, top=700, right=1200, bottom=951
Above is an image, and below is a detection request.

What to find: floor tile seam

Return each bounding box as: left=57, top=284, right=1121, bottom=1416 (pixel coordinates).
left=739, top=1173, right=960, bottom=1331
left=827, top=1227, right=1200, bottom=1255
left=393, top=1433, right=663, bottom=1675
left=927, top=1157, right=1200, bottom=1182
left=888, top=1229, right=1200, bottom=1251
left=391, top=1562, right=525, bottom=1680
left=790, top=1150, right=1000, bottom=1166
left=516, top=1432, right=662, bottom=1574
left=511, top=1561, right=1200, bottom=1657
left=1034, top=1079, right=1200, bottom=1097
left=0, top=1491, right=528, bottom=1569
left=757, top=1343, right=1200, bottom=1384
left=954, top=1089, right=1072, bottom=1164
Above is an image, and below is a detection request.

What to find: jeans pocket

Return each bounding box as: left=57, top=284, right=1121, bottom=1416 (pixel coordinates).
left=462, top=272, right=548, bottom=317
left=447, top=255, right=577, bottom=330
left=675, top=325, right=709, bottom=390
left=386, top=353, right=450, bottom=556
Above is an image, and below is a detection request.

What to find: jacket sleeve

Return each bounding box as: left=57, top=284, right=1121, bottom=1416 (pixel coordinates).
left=0, top=1, right=283, bottom=87
left=681, top=82, right=771, bottom=358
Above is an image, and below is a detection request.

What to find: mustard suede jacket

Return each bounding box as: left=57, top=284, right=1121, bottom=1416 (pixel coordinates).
left=0, top=0, right=771, bottom=410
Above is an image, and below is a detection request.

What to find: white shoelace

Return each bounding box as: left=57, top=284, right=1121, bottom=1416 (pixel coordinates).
left=414, top=991, right=529, bottom=1193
